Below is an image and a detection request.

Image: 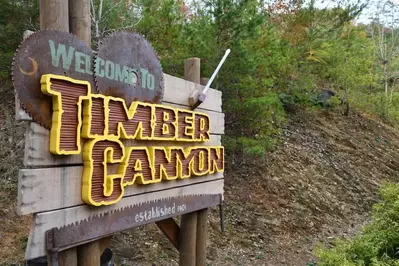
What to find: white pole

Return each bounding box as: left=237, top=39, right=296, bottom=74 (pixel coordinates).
left=203, top=49, right=231, bottom=94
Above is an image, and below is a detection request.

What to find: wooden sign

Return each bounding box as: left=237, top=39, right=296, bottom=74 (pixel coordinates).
left=14, top=30, right=225, bottom=260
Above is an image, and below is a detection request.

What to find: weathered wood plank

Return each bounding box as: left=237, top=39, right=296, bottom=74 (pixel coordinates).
left=18, top=164, right=223, bottom=215
left=15, top=74, right=222, bottom=122
left=25, top=179, right=224, bottom=260
left=23, top=113, right=224, bottom=167
left=163, top=74, right=222, bottom=112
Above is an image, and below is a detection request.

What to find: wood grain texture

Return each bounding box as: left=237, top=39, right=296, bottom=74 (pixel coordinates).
left=69, top=0, right=91, bottom=46
left=156, top=218, right=180, bottom=249
left=180, top=212, right=197, bottom=266
left=180, top=55, right=200, bottom=266
left=25, top=179, right=224, bottom=260
left=196, top=209, right=208, bottom=266
left=40, top=0, right=69, bottom=31
left=77, top=241, right=100, bottom=266
left=18, top=163, right=223, bottom=215
left=184, top=58, right=201, bottom=84
left=59, top=248, right=78, bottom=266
left=23, top=112, right=224, bottom=167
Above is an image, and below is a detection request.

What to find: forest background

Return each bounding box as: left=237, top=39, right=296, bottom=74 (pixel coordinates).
left=1, top=0, right=398, bottom=156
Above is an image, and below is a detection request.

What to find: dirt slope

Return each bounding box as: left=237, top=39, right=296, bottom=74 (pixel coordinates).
left=110, top=109, right=399, bottom=266
left=1, top=89, right=399, bottom=265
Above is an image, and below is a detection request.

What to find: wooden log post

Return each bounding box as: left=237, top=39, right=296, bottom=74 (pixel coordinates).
left=198, top=73, right=212, bottom=266
left=180, top=212, right=198, bottom=266
left=184, top=58, right=201, bottom=84
left=69, top=0, right=91, bottom=46
left=180, top=57, right=209, bottom=266
left=200, top=77, right=209, bottom=86
left=40, top=0, right=69, bottom=31
left=196, top=209, right=208, bottom=266
left=77, top=242, right=100, bottom=266
left=68, top=0, right=107, bottom=265
left=39, top=1, right=74, bottom=265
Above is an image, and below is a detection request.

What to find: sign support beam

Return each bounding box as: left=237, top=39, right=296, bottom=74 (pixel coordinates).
left=39, top=1, right=75, bottom=265
left=181, top=57, right=209, bottom=266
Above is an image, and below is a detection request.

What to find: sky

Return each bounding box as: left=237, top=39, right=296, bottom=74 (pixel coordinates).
left=186, top=0, right=398, bottom=25
left=313, top=0, right=399, bottom=24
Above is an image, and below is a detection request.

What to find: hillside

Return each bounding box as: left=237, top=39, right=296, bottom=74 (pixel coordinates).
left=1, top=82, right=399, bottom=265
left=106, top=108, right=399, bottom=266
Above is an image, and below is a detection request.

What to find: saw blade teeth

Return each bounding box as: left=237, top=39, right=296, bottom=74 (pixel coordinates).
left=94, top=30, right=164, bottom=104
left=12, top=29, right=95, bottom=128
left=50, top=195, right=216, bottom=235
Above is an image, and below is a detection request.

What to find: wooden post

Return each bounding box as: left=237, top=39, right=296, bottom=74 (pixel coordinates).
left=180, top=212, right=198, bottom=266
left=77, top=241, right=100, bottom=266
left=181, top=57, right=209, bottom=266
left=67, top=1, right=105, bottom=264
left=39, top=1, right=73, bottom=265
left=196, top=209, right=208, bottom=266
left=69, top=0, right=91, bottom=46
left=40, top=0, right=69, bottom=31
left=200, top=77, right=209, bottom=86
left=58, top=247, right=77, bottom=266
left=184, top=58, right=201, bottom=84
left=156, top=218, right=180, bottom=249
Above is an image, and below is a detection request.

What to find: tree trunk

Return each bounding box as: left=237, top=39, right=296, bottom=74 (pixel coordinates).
left=384, top=62, right=389, bottom=116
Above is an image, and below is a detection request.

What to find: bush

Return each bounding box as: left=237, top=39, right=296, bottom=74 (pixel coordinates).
left=316, top=183, right=399, bottom=266
left=224, top=91, right=286, bottom=156
left=350, top=91, right=399, bottom=123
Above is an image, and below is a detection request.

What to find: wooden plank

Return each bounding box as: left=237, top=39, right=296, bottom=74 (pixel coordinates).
left=23, top=115, right=224, bottom=167
left=15, top=74, right=222, bottom=122
left=25, top=179, right=224, bottom=260
left=163, top=74, right=221, bottom=112
left=156, top=218, right=180, bottom=249
left=18, top=163, right=223, bottom=215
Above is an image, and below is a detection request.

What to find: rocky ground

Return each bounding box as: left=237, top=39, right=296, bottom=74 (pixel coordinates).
left=1, top=83, right=399, bottom=265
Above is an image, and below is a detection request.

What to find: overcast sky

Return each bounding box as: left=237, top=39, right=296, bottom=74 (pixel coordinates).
left=313, top=0, right=399, bottom=24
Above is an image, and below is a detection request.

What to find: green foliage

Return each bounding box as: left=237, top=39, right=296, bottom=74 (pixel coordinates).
left=0, top=0, right=39, bottom=81
left=316, top=183, right=399, bottom=265
left=1, top=0, right=399, bottom=158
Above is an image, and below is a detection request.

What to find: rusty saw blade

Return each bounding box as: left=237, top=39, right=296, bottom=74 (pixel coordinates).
left=12, top=29, right=95, bottom=128
left=94, top=31, right=164, bottom=105
left=46, top=194, right=221, bottom=252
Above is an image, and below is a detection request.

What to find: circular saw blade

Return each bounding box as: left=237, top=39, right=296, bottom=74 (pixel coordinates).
left=12, top=29, right=95, bottom=128
left=94, top=31, right=164, bottom=105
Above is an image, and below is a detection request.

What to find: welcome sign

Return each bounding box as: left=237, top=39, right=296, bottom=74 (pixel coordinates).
left=14, top=30, right=225, bottom=260
left=41, top=74, right=224, bottom=206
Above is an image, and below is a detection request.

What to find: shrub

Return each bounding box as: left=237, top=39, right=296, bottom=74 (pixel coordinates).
left=316, top=183, right=399, bottom=266
left=224, top=91, right=286, bottom=156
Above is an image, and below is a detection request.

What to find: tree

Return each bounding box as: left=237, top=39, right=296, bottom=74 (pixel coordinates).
left=370, top=0, right=399, bottom=115
left=90, top=0, right=142, bottom=41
